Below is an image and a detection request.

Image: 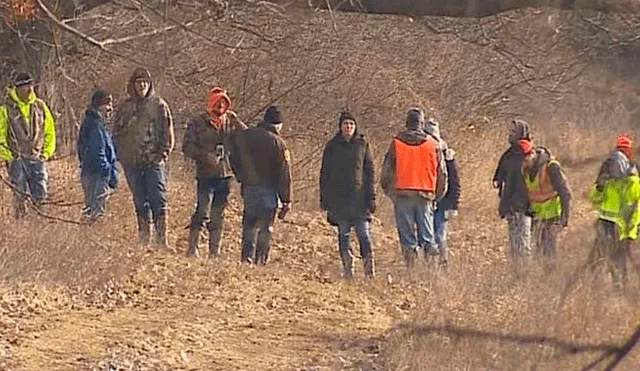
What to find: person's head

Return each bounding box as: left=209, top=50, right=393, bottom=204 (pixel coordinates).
left=90, top=88, right=113, bottom=118
left=263, top=105, right=283, bottom=133
left=338, top=111, right=356, bottom=140
left=14, top=72, right=34, bottom=101
left=616, top=134, right=634, bottom=160
left=406, top=108, right=425, bottom=130
left=508, top=119, right=531, bottom=144
left=129, top=67, right=152, bottom=99
left=519, top=139, right=536, bottom=166
left=206, top=87, right=231, bottom=118
left=425, top=118, right=440, bottom=137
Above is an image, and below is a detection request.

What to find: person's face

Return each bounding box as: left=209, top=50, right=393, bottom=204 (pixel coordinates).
left=211, top=99, right=228, bottom=116
left=134, top=78, right=150, bottom=98
left=17, top=84, right=33, bottom=100
left=341, top=119, right=356, bottom=138
left=99, top=97, right=114, bottom=118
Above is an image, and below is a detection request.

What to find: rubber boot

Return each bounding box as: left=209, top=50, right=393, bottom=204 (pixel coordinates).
left=136, top=212, right=151, bottom=246
left=154, top=212, right=168, bottom=248
left=187, top=226, right=201, bottom=258
left=208, top=227, right=222, bottom=258
left=363, top=256, right=375, bottom=279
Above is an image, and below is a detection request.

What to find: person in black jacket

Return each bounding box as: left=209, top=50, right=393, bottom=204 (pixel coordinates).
left=434, top=147, right=461, bottom=269
left=320, top=111, right=376, bottom=278
left=77, top=89, right=119, bottom=222
left=492, top=119, right=532, bottom=264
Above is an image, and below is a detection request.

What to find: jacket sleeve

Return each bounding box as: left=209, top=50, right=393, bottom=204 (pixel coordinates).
left=548, top=161, right=572, bottom=221
left=182, top=120, right=205, bottom=161
left=319, top=142, right=332, bottom=209
left=380, top=141, right=396, bottom=195
left=158, top=99, right=175, bottom=160
left=493, top=149, right=509, bottom=183
left=228, top=132, right=244, bottom=182
left=41, top=100, right=56, bottom=160
left=277, top=141, right=292, bottom=204
left=76, top=121, right=86, bottom=164
left=0, top=106, right=12, bottom=161
left=228, top=115, right=248, bottom=131
left=447, top=159, right=461, bottom=210
left=86, top=122, right=110, bottom=176
left=363, top=141, right=376, bottom=206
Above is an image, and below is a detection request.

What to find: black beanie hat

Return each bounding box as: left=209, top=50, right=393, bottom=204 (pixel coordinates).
left=15, top=72, right=34, bottom=87
left=264, top=105, right=283, bottom=125
left=91, top=88, right=112, bottom=109
left=406, top=108, right=425, bottom=129
left=338, top=111, right=356, bottom=127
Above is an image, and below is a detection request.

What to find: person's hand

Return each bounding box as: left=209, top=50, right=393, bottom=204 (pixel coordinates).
left=492, top=180, right=501, bottom=189
left=444, top=209, right=458, bottom=220
left=278, top=202, right=291, bottom=220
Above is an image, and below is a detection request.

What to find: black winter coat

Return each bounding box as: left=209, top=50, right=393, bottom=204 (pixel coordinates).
left=320, top=133, right=375, bottom=226
left=439, top=157, right=460, bottom=210
left=493, top=144, right=530, bottom=218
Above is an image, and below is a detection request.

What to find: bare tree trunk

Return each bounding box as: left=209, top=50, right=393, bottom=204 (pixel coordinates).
left=301, top=0, right=640, bottom=17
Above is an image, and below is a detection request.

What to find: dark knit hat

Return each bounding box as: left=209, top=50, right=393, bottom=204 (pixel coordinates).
left=15, top=72, right=34, bottom=87
left=338, top=111, right=356, bottom=127
left=406, top=108, right=425, bottom=129
left=264, top=105, right=283, bottom=125
left=91, top=88, right=112, bottom=109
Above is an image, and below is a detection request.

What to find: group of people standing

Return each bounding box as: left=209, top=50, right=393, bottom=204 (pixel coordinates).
left=1, top=68, right=637, bottom=286
left=493, top=120, right=640, bottom=289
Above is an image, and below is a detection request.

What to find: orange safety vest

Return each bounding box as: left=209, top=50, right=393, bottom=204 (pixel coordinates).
left=523, top=161, right=559, bottom=203
left=394, top=138, right=438, bottom=192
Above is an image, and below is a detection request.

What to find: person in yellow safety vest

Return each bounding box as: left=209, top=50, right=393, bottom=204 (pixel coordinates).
left=588, top=134, right=640, bottom=290
left=519, top=139, right=572, bottom=266
left=0, top=73, right=56, bottom=219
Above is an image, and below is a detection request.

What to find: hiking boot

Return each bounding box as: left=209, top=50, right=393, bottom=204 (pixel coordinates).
left=154, top=212, right=168, bottom=248
left=136, top=212, right=151, bottom=246
left=187, top=226, right=201, bottom=258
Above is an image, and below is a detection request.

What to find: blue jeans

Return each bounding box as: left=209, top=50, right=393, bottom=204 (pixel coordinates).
left=393, top=196, right=437, bottom=255
left=434, top=207, right=448, bottom=263
left=81, top=172, right=111, bottom=220
left=240, top=185, right=278, bottom=265
left=123, top=162, right=168, bottom=218
left=337, top=218, right=374, bottom=277
left=9, top=158, right=48, bottom=218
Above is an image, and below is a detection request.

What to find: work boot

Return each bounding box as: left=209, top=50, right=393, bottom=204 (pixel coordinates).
left=363, top=256, right=375, bottom=279
left=154, top=212, right=168, bottom=248
left=208, top=227, right=222, bottom=258
left=136, top=212, right=151, bottom=246
left=187, top=225, right=201, bottom=258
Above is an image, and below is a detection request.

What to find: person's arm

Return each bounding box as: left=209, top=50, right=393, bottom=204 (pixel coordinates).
left=0, top=106, right=13, bottom=161
left=41, top=101, right=56, bottom=160
left=363, top=141, right=376, bottom=213
left=158, top=99, right=175, bottom=161
left=548, top=161, right=572, bottom=226
left=380, top=141, right=396, bottom=195
left=182, top=120, right=206, bottom=161
left=319, top=143, right=332, bottom=210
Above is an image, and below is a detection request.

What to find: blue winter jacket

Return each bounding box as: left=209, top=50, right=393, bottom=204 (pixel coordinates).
left=77, top=108, right=118, bottom=187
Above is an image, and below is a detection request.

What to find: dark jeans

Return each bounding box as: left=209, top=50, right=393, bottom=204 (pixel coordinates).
left=337, top=218, right=374, bottom=277
left=8, top=158, right=48, bottom=218
left=240, top=185, right=278, bottom=265
left=434, top=207, right=448, bottom=263
left=81, top=171, right=111, bottom=220
left=190, top=177, right=231, bottom=229
left=123, top=162, right=168, bottom=219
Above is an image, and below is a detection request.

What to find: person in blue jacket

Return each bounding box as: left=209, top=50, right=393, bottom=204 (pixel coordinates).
left=77, top=89, right=118, bottom=221
left=425, top=119, right=461, bottom=270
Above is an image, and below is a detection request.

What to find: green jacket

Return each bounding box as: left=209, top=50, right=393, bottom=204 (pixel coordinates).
left=0, top=87, right=56, bottom=161
left=589, top=174, right=640, bottom=240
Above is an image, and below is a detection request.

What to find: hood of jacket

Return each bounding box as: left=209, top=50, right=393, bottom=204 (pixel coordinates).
left=7, top=87, right=36, bottom=107
left=508, top=119, right=531, bottom=145
left=395, top=128, right=429, bottom=145
left=126, top=67, right=155, bottom=101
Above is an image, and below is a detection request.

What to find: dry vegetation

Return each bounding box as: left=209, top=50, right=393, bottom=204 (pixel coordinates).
left=2, top=1, right=640, bottom=370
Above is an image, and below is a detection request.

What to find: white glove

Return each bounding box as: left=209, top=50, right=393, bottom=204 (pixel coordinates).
left=444, top=210, right=458, bottom=220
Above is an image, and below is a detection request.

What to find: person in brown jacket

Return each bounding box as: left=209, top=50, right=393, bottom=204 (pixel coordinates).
left=182, top=87, right=247, bottom=258
left=229, top=105, right=292, bottom=265
left=112, top=67, right=175, bottom=248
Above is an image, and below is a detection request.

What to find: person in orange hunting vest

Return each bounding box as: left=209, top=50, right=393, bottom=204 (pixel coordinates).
left=519, top=139, right=572, bottom=266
